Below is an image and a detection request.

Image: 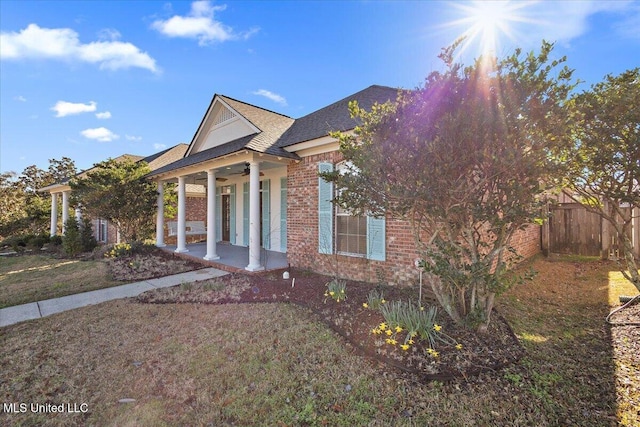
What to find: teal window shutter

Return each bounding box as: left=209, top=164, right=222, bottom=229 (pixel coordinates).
left=215, top=187, right=222, bottom=242
left=366, top=215, right=386, bottom=261
left=261, top=179, right=271, bottom=250
left=318, top=162, right=334, bottom=254
left=242, top=182, right=249, bottom=246
left=229, top=184, right=236, bottom=245
left=280, top=177, right=287, bottom=252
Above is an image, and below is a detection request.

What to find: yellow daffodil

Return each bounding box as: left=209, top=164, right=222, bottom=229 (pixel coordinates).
left=395, top=326, right=403, bottom=333
left=381, top=299, right=387, bottom=304
left=433, top=324, right=442, bottom=332
left=385, top=329, right=393, bottom=336
left=362, top=302, right=369, bottom=308
left=431, top=351, right=439, bottom=358
left=408, top=339, right=415, bottom=345
left=379, top=323, right=387, bottom=330
left=401, top=344, right=410, bottom=351
left=372, top=328, right=381, bottom=334
left=456, top=343, right=463, bottom=350
left=329, top=291, right=335, bottom=296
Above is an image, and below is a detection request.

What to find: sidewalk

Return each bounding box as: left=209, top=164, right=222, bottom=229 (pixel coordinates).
left=0, top=267, right=228, bottom=328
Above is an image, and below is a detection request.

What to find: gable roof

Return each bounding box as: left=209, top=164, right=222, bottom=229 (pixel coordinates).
left=277, top=85, right=400, bottom=148
left=148, top=85, right=401, bottom=178
left=149, top=96, right=297, bottom=177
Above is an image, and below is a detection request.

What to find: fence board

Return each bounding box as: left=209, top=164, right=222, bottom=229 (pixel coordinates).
left=549, top=204, right=601, bottom=256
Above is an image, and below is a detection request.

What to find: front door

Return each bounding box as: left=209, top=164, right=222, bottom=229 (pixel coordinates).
left=222, top=194, right=231, bottom=242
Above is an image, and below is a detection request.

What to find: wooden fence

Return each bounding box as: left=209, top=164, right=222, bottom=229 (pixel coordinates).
left=542, top=203, right=640, bottom=258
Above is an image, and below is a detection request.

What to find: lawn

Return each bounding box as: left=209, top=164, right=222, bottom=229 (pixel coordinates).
left=0, top=255, right=125, bottom=308
left=0, top=255, right=638, bottom=426
left=0, top=249, right=203, bottom=308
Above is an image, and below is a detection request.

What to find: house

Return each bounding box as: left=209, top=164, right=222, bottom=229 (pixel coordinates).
left=40, top=144, right=188, bottom=244
left=146, top=85, right=542, bottom=284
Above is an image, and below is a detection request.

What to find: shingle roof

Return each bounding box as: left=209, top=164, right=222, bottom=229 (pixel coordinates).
left=277, top=85, right=400, bottom=147
left=148, top=85, right=401, bottom=178
left=142, top=143, right=188, bottom=171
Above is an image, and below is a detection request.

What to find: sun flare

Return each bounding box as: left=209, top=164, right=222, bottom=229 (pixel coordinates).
left=448, top=1, right=535, bottom=59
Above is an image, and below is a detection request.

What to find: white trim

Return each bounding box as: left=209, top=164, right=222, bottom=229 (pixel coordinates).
left=186, top=96, right=261, bottom=157
left=284, top=130, right=356, bottom=154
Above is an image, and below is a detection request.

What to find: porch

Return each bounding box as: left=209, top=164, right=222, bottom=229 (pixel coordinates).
left=162, top=242, right=289, bottom=273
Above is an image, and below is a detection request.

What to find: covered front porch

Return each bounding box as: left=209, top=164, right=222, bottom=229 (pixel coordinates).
left=162, top=242, right=288, bottom=273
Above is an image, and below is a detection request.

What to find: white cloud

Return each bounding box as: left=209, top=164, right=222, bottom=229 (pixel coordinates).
left=0, top=24, right=159, bottom=73
left=80, top=127, right=119, bottom=142
left=51, top=100, right=97, bottom=117
left=252, top=89, right=287, bottom=106
left=96, top=111, right=112, bottom=119
left=153, top=143, right=167, bottom=150
left=14, top=95, right=27, bottom=102
left=126, top=134, right=142, bottom=141
left=151, top=1, right=259, bottom=45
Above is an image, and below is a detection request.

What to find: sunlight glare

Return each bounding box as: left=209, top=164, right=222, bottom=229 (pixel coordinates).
left=447, top=1, right=536, bottom=60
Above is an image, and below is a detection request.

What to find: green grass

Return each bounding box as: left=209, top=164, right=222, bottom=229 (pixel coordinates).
left=0, top=254, right=126, bottom=308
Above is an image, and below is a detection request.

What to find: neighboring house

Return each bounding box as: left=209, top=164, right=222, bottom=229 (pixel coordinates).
left=147, top=85, right=542, bottom=283
left=40, top=144, right=189, bottom=244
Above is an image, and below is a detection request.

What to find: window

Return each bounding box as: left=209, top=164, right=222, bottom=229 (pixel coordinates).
left=335, top=162, right=366, bottom=256
left=318, top=162, right=386, bottom=261
left=97, top=218, right=108, bottom=243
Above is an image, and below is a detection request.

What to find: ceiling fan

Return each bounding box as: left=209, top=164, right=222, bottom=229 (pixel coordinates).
left=234, top=162, right=264, bottom=177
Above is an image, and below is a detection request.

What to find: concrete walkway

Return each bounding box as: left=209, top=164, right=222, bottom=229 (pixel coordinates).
left=0, top=267, right=228, bottom=328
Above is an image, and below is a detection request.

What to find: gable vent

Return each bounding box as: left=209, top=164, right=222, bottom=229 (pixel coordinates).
left=213, top=107, right=237, bottom=126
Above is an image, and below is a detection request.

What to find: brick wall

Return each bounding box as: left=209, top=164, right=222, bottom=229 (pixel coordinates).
left=287, top=152, right=541, bottom=286
left=163, top=196, right=207, bottom=245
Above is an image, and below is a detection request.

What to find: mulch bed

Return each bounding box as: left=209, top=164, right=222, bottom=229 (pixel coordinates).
left=136, top=268, right=525, bottom=381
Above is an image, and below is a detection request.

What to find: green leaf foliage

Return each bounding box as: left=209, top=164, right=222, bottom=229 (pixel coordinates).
left=70, top=158, right=158, bottom=243
left=323, top=40, right=576, bottom=332
left=565, top=67, right=640, bottom=291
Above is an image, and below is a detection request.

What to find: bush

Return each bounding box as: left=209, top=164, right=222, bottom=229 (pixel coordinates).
left=0, top=233, right=51, bottom=252
left=80, top=218, right=97, bottom=252
left=62, top=217, right=83, bottom=256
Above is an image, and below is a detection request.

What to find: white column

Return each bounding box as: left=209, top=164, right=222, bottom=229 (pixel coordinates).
left=61, top=191, right=70, bottom=234
left=175, top=176, right=188, bottom=253
left=50, top=193, right=59, bottom=236
left=204, top=169, right=219, bottom=260
left=633, top=206, right=640, bottom=259
left=75, top=206, right=82, bottom=223
left=246, top=161, right=264, bottom=271
left=156, top=181, right=166, bottom=247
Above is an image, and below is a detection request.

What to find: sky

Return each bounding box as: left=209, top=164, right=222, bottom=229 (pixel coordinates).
left=1, top=0, right=639, bottom=175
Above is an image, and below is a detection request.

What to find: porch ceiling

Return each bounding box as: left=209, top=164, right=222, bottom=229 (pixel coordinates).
left=152, top=151, right=292, bottom=184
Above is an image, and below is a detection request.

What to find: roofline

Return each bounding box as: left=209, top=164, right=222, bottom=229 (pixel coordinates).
left=184, top=94, right=293, bottom=158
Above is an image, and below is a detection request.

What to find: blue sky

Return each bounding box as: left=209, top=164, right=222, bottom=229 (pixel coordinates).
left=1, top=0, right=639, bottom=174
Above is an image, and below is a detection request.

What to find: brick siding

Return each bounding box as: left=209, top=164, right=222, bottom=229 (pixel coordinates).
left=163, top=196, right=208, bottom=245
left=287, top=152, right=541, bottom=286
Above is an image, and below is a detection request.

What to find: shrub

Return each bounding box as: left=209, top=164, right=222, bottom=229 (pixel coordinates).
left=50, top=235, right=63, bottom=246
left=80, top=218, right=97, bottom=252
left=62, top=217, right=83, bottom=256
